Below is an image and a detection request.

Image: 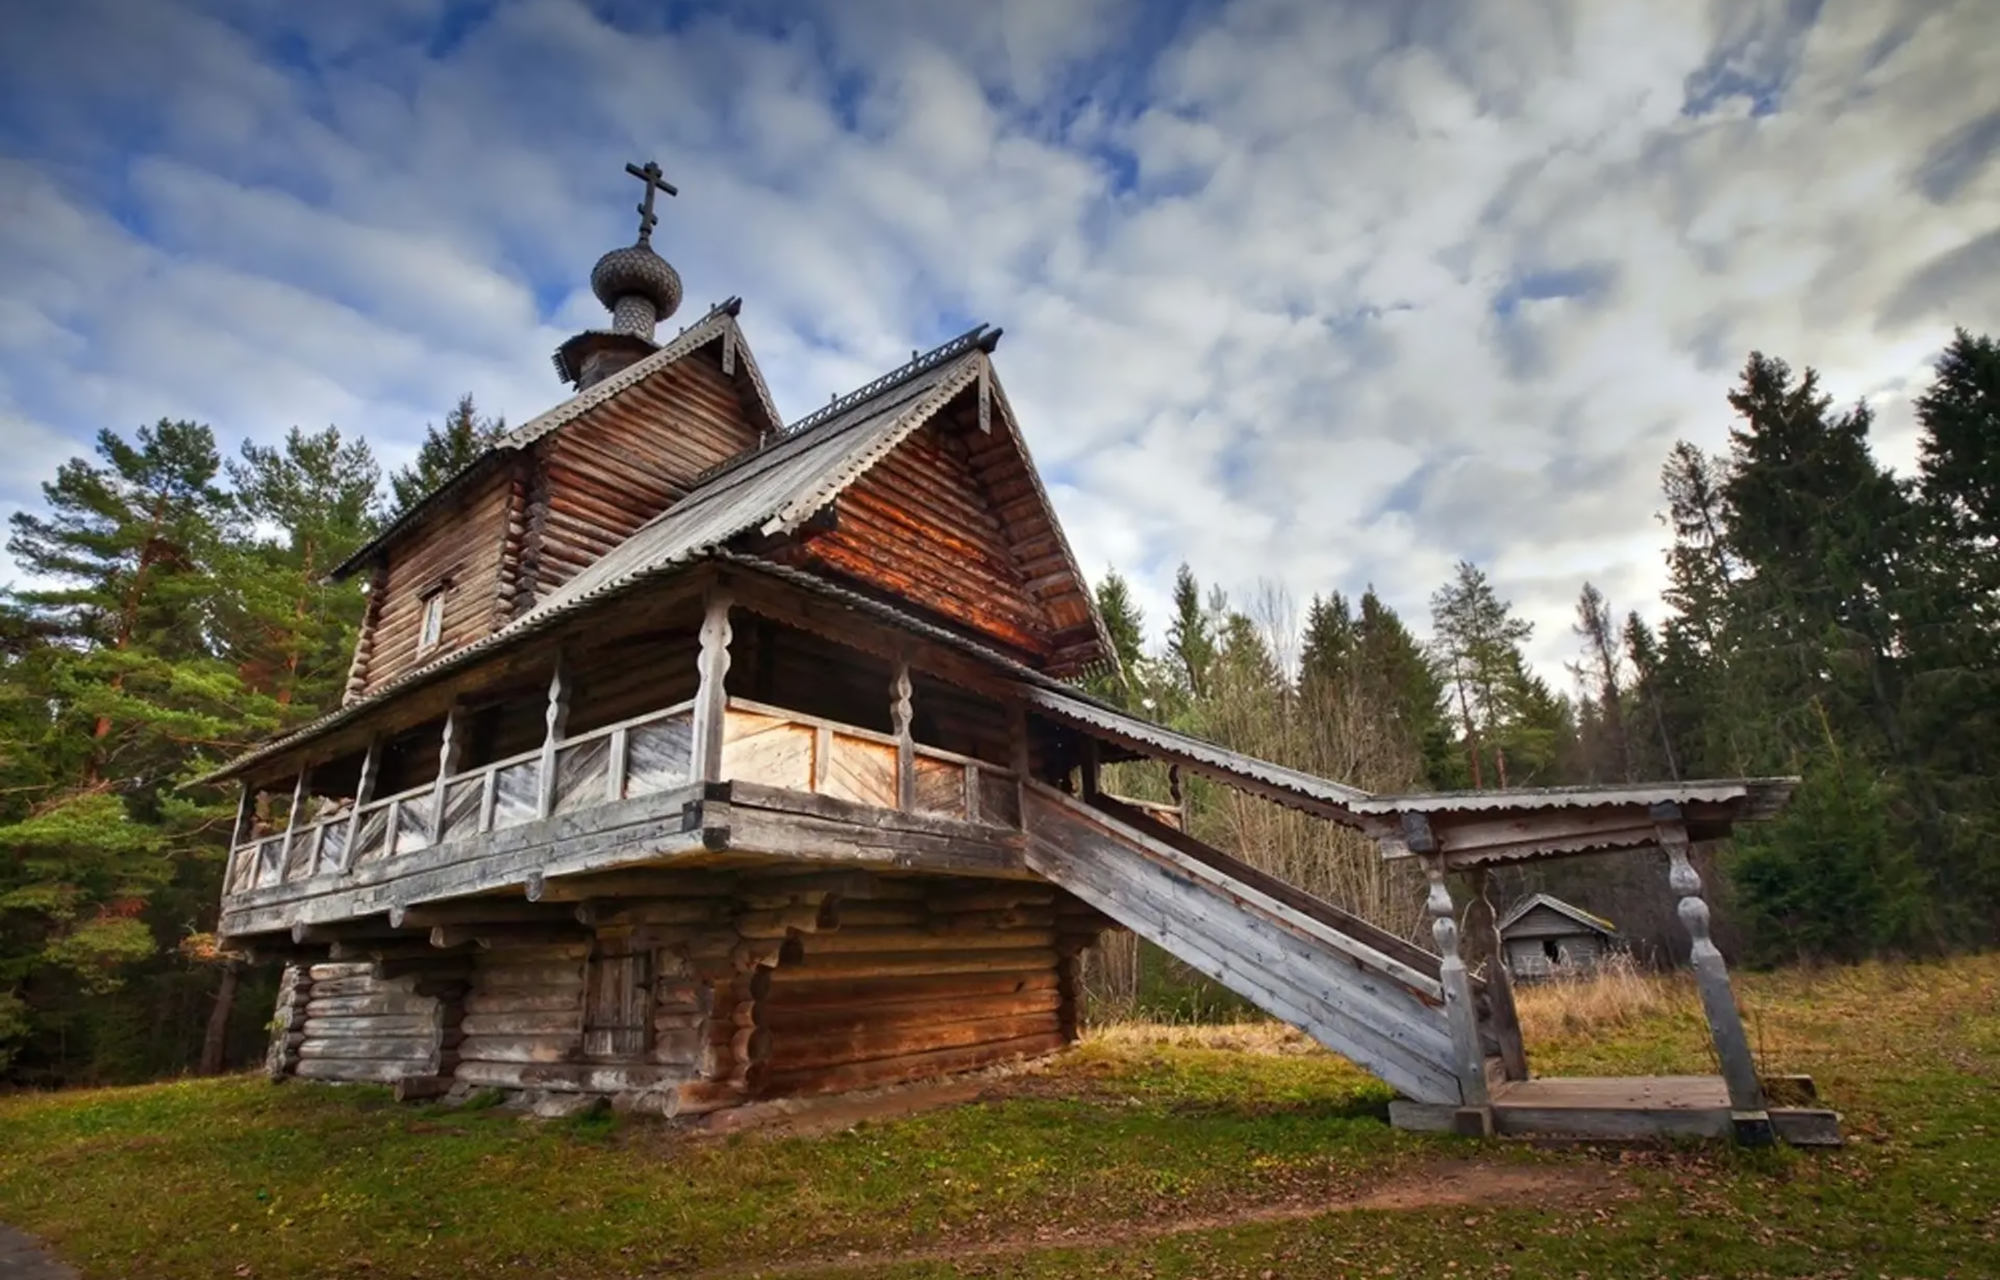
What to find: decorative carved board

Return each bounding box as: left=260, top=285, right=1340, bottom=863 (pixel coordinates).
left=823, top=733, right=898, bottom=809
left=977, top=770, right=1021, bottom=828
left=319, top=823, right=349, bottom=868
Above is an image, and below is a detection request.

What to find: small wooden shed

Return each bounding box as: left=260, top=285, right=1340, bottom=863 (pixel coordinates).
left=1499, top=894, right=1618, bottom=981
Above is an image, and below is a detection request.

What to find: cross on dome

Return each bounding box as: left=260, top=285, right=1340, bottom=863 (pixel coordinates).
left=625, top=160, right=678, bottom=245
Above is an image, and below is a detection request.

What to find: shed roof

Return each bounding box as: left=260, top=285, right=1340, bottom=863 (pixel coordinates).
left=1498, top=893, right=1618, bottom=937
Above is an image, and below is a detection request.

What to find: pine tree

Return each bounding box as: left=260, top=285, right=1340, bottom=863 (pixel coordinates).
left=223, top=426, right=381, bottom=715
left=1916, top=329, right=2000, bottom=557
left=1722, top=354, right=1914, bottom=763
left=5, top=420, right=235, bottom=783
left=388, top=394, right=504, bottom=514
left=1, top=421, right=252, bottom=1077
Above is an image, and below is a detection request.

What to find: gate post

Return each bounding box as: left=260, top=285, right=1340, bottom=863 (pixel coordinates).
left=1653, top=802, right=1771, bottom=1145
left=1409, top=814, right=1490, bottom=1132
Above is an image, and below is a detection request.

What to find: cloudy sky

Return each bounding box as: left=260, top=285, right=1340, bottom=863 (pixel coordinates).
left=3, top=0, right=1996, bottom=683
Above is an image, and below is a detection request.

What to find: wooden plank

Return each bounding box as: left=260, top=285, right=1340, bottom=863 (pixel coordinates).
left=778, top=948, right=1062, bottom=981
left=718, top=800, right=1028, bottom=878
left=772, top=1011, right=1062, bottom=1073
left=758, top=1031, right=1066, bottom=1098
left=720, top=716, right=815, bottom=792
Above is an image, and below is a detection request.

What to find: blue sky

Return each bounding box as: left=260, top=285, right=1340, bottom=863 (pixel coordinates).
left=2, top=0, right=1996, bottom=681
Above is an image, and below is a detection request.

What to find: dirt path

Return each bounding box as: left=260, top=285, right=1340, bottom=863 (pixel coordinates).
left=680, top=1158, right=1621, bottom=1279
left=0, top=1225, right=77, bottom=1280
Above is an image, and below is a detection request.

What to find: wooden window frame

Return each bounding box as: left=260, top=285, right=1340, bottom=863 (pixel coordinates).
left=417, top=587, right=447, bottom=656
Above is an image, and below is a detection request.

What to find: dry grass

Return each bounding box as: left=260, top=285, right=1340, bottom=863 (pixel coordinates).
left=1082, top=1019, right=1322, bottom=1056
left=1512, top=952, right=1695, bottom=1042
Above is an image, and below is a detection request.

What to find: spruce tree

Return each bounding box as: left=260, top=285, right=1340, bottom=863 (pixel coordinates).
left=1907, top=331, right=2000, bottom=941
left=1298, top=592, right=1355, bottom=693
left=1429, top=561, right=1534, bottom=788
left=388, top=394, right=504, bottom=514
left=1568, top=583, right=1632, bottom=782
left=1352, top=589, right=1455, bottom=788
left=1087, top=569, right=1149, bottom=712
left=1165, top=563, right=1215, bottom=699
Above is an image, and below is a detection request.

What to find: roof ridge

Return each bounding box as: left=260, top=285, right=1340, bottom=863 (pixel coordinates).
left=680, top=323, right=997, bottom=492
left=786, top=323, right=999, bottom=438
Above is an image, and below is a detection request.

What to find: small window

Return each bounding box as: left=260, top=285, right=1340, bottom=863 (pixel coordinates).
left=418, top=591, right=446, bottom=653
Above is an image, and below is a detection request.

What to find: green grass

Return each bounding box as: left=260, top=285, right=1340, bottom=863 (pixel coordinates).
left=2, top=955, right=1996, bottom=1279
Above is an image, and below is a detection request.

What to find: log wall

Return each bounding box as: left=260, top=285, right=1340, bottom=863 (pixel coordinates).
left=755, top=879, right=1090, bottom=1097
left=800, top=416, right=1058, bottom=661
left=290, top=962, right=463, bottom=1085
left=360, top=467, right=516, bottom=696
left=269, top=873, right=1110, bottom=1113
left=531, top=353, right=761, bottom=597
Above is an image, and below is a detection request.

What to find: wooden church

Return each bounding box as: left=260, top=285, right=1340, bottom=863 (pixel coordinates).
left=211, top=163, right=1836, bottom=1143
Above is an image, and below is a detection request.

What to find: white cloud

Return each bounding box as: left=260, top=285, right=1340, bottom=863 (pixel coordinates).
left=1, top=0, right=1997, bottom=689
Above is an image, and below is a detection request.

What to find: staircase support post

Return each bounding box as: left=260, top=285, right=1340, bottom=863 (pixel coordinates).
left=1468, top=868, right=1528, bottom=1082
left=1409, top=813, right=1489, bottom=1125
left=1654, top=802, right=1771, bottom=1144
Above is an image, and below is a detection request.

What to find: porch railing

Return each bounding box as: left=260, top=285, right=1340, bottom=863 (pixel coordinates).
left=226, top=696, right=1018, bottom=897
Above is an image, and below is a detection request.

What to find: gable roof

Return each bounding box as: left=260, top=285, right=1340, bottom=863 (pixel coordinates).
left=528, top=324, right=1109, bottom=667
left=329, top=298, right=782, bottom=580
left=206, top=324, right=1108, bottom=781
left=1498, top=893, right=1618, bottom=937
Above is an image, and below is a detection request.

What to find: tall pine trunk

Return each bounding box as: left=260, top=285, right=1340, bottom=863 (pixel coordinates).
left=200, top=961, right=240, bottom=1075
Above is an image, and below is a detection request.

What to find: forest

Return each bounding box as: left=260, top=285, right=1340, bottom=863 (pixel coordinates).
left=1, top=333, right=1995, bottom=1087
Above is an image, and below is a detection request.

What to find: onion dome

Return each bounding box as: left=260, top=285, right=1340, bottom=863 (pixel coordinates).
left=590, top=241, right=683, bottom=329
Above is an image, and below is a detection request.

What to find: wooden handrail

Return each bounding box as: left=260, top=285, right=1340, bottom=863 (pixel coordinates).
left=225, top=695, right=1013, bottom=877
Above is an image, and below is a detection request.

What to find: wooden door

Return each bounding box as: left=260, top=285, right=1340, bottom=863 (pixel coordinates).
left=583, top=946, right=651, bottom=1059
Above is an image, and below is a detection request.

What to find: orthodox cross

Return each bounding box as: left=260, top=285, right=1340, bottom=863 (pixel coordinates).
left=625, top=160, right=678, bottom=245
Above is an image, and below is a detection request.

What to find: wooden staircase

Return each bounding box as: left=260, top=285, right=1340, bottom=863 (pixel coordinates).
left=1021, top=781, right=1476, bottom=1106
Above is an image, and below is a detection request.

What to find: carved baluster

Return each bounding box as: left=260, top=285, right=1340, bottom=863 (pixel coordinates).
left=1655, top=802, right=1770, bottom=1141
left=537, top=658, right=572, bottom=819
left=1469, top=867, right=1528, bottom=1081
left=890, top=656, right=914, bottom=811
left=691, top=587, right=734, bottom=783
left=431, top=705, right=463, bottom=840
left=280, top=768, right=310, bottom=880
left=1411, top=812, right=1489, bottom=1121
left=343, top=736, right=380, bottom=871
